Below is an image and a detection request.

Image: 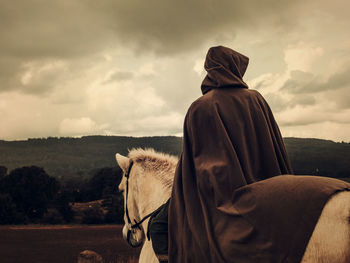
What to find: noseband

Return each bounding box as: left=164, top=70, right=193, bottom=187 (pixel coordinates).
left=124, top=161, right=161, bottom=231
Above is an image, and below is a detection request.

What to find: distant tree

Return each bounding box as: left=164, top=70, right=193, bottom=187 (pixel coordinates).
left=0, top=194, right=24, bottom=224
left=60, top=176, right=89, bottom=203
left=104, top=194, right=124, bottom=224
left=55, top=191, right=74, bottom=223
left=2, top=166, right=60, bottom=220
left=0, top=194, right=16, bottom=224
left=87, top=167, right=122, bottom=201
left=0, top=166, right=7, bottom=179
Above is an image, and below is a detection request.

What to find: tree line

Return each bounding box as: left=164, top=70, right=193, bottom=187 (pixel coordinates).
left=0, top=165, right=124, bottom=225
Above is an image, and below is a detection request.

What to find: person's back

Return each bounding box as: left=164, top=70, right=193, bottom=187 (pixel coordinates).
left=191, top=87, right=291, bottom=186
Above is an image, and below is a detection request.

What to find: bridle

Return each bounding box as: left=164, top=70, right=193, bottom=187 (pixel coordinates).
left=123, top=160, right=161, bottom=246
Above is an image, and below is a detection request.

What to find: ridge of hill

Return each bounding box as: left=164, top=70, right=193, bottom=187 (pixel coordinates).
left=0, top=136, right=349, bottom=180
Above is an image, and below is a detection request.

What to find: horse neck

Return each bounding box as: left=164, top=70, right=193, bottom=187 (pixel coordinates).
left=136, top=169, right=172, bottom=219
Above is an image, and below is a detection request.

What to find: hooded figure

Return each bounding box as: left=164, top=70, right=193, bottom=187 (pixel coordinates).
left=168, top=46, right=350, bottom=262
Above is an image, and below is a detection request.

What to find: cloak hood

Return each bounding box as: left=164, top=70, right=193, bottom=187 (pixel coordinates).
left=201, top=46, right=249, bottom=94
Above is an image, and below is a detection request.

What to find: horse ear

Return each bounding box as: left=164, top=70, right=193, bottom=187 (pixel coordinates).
left=116, top=153, right=131, bottom=173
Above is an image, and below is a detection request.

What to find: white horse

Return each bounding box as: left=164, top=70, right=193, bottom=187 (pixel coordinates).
left=116, top=148, right=350, bottom=263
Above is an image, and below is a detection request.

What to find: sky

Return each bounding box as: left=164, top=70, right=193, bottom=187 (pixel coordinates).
left=0, top=0, right=349, bottom=142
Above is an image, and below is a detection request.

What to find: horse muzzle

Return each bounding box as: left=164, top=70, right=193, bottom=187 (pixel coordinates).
left=122, top=224, right=145, bottom=248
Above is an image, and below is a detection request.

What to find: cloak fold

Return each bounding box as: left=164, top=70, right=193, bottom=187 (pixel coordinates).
left=168, top=46, right=350, bottom=262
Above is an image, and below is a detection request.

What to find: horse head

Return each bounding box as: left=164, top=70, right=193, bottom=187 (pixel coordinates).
left=115, top=149, right=177, bottom=250
left=116, top=153, right=145, bottom=248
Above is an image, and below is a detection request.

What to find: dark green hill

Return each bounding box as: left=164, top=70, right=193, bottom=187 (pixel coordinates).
left=0, top=136, right=349, bottom=181
left=285, top=137, right=350, bottom=178
left=0, top=136, right=182, bottom=181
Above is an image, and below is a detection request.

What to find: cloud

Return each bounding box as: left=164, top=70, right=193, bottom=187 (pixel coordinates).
left=281, top=64, right=350, bottom=94
left=280, top=121, right=350, bottom=142
left=247, top=71, right=316, bottom=113
left=118, top=112, right=184, bottom=136
left=281, top=70, right=316, bottom=94
left=289, top=94, right=316, bottom=108
left=0, top=1, right=113, bottom=59
left=0, top=0, right=308, bottom=70
left=103, top=71, right=134, bottom=84
left=284, top=43, right=324, bottom=72
left=0, top=0, right=347, bottom=95
left=59, top=117, right=106, bottom=136
left=247, top=35, right=350, bottom=139
left=0, top=92, right=59, bottom=139
left=323, top=87, right=350, bottom=110
left=17, top=60, right=68, bottom=95
left=263, top=91, right=316, bottom=113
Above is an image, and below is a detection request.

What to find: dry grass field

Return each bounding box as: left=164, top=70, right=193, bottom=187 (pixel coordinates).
left=0, top=225, right=140, bottom=263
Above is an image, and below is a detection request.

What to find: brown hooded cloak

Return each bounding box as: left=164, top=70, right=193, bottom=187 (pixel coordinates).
left=168, top=46, right=350, bottom=263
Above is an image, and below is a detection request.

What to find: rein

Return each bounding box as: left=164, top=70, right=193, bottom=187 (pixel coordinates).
left=124, top=161, right=161, bottom=230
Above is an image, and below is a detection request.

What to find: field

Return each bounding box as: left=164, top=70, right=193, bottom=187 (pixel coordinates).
left=0, top=225, right=140, bottom=263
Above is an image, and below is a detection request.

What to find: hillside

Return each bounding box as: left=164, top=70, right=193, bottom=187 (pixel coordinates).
left=285, top=138, right=350, bottom=178
left=0, top=136, right=349, bottom=180
left=0, top=136, right=182, bottom=180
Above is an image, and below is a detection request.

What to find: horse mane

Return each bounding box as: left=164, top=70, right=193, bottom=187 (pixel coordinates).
left=128, top=148, right=178, bottom=188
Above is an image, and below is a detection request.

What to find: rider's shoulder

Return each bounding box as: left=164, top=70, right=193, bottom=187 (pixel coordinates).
left=187, top=94, right=216, bottom=116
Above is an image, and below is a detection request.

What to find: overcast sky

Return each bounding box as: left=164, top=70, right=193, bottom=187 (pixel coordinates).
left=0, top=0, right=349, bottom=142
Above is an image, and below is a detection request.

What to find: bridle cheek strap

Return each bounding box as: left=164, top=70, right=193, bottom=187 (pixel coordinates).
left=125, top=160, right=134, bottom=225
left=124, top=160, right=161, bottom=230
